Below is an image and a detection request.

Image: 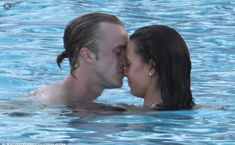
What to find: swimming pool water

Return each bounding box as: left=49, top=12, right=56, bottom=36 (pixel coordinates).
left=0, top=0, right=235, bottom=144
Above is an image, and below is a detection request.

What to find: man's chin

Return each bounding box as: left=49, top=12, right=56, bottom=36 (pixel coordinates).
left=109, top=80, right=123, bottom=88
left=113, top=82, right=123, bottom=88
left=116, top=81, right=123, bottom=88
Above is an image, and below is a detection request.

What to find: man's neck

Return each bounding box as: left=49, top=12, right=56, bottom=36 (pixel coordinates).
left=63, top=70, right=104, bottom=104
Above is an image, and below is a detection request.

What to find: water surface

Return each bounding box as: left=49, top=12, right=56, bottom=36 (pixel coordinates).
left=0, top=0, right=235, bottom=144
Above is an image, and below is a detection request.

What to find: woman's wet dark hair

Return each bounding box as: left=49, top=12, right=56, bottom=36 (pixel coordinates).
left=130, top=25, right=195, bottom=110
left=56, top=12, right=124, bottom=76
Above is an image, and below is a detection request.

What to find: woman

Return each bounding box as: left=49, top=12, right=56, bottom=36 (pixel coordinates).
left=124, top=25, right=195, bottom=110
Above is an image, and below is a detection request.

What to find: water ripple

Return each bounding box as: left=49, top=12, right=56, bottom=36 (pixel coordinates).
left=0, top=0, right=235, bottom=144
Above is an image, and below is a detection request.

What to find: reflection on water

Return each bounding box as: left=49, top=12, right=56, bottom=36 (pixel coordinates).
left=0, top=0, right=235, bottom=144
left=0, top=99, right=234, bottom=143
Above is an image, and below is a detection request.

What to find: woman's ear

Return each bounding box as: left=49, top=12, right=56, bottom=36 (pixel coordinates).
left=79, top=47, right=96, bottom=63
left=148, top=59, right=156, bottom=77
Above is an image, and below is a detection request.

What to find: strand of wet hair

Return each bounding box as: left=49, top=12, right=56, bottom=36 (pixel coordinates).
left=56, top=51, right=67, bottom=69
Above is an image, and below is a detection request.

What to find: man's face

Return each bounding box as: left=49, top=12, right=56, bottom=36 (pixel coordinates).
left=94, top=22, right=128, bottom=88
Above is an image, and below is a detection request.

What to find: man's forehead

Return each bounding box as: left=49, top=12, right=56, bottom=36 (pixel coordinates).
left=97, top=22, right=127, bottom=36
left=95, top=22, right=128, bottom=51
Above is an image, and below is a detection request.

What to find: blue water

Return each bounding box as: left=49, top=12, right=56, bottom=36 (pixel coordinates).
left=0, top=0, right=235, bottom=144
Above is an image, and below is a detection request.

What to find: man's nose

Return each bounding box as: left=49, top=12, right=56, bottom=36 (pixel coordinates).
left=119, top=55, right=126, bottom=67
left=123, top=66, right=128, bottom=76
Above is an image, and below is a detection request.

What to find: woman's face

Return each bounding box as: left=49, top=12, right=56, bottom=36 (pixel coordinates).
left=124, top=40, right=151, bottom=98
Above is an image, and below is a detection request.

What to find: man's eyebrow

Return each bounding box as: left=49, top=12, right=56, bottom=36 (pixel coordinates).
left=113, top=44, right=126, bottom=52
left=118, top=44, right=127, bottom=49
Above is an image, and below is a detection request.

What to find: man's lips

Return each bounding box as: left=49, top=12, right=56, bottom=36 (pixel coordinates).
left=117, top=68, right=124, bottom=74
left=117, top=71, right=124, bottom=78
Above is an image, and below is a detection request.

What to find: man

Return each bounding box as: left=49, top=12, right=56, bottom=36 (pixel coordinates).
left=30, top=13, right=128, bottom=104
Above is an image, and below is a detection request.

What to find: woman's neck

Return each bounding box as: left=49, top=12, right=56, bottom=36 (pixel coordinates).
left=144, top=84, right=163, bottom=108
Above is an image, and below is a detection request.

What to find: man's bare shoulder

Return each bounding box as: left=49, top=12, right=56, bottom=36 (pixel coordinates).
left=26, top=83, right=64, bottom=104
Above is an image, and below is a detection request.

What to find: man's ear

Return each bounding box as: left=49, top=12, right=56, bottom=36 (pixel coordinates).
left=148, top=59, right=156, bottom=77
left=79, top=47, right=96, bottom=63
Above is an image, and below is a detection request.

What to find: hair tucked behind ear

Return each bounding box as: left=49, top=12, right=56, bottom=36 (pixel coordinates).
left=56, top=51, right=68, bottom=69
